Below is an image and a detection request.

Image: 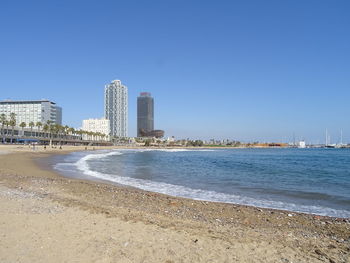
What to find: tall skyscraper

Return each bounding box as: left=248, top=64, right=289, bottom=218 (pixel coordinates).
left=104, top=80, right=128, bottom=137
left=137, top=92, right=154, bottom=137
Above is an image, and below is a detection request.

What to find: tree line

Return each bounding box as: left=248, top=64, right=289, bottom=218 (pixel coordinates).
left=0, top=113, right=109, bottom=143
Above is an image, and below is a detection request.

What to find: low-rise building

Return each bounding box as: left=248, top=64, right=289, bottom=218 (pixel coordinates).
left=82, top=118, right=110, bottom=141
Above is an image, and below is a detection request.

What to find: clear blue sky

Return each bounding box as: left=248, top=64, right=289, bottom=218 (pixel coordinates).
left=1, top=0, right=349, bottom=143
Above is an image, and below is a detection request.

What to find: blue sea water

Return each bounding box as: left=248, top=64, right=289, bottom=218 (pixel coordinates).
left=52, top=148, right=350, bottom=218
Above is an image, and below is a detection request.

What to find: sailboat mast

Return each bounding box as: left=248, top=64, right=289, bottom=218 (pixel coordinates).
left=341, top=129, right=343, bottom=145
left=293, top=132, right=295, bottom=147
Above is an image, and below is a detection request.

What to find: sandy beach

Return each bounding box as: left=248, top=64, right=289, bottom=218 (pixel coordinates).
left=0, top=145, right=349, bottom=262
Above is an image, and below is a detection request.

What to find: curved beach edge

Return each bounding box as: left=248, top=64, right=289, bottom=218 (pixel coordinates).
left=0, top=145, right=349, bottom=262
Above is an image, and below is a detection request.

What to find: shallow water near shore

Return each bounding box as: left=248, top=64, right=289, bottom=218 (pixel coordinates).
left=51, top=148, right=350, bottom=218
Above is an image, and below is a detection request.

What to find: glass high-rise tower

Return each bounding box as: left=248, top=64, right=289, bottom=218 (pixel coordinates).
left=137, top=92, right=154, bottom=137
left=104, top=80, right=128, bottom=137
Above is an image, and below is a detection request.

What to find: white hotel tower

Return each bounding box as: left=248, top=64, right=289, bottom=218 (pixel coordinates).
left=104, top=80, right=128, bottom=137
left=0, top=100, right=62, bottom=125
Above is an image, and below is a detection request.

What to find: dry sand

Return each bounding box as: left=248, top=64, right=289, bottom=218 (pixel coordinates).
left=0, top=145, right=349, bottom=262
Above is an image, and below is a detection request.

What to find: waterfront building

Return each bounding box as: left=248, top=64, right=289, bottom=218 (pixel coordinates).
left=0, top=100, right=62, bottom=125
left=104, top=80, right=128, bottom=137
left=166, top=136, right=175, bottom=142
left=137, top=92, right=154, bottom=137
left=140, top=129, right=164, bottom=138
left=82, top=118, right=110, bottom=141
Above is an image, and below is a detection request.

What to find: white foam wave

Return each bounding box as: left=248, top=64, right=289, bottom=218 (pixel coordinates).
left=55, top=150, right=350, bottom=218
left=82, top=150, right=123, bottom=160
left=54, top=151, right=123, bottom=172
left=75, top=151, right=122, bottom=172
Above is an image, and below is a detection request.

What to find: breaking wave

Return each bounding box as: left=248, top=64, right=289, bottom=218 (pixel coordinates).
left=53, top=150, right=350, bottom=218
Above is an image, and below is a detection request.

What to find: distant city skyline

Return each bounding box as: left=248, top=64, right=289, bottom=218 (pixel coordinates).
left=0, top=1, right=349, bottom=143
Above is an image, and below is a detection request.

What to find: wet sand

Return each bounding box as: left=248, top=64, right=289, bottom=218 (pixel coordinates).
left=0, top=145, right=349, bottom=262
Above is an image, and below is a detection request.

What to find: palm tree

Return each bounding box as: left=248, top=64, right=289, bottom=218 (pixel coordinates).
left=81, top=130, right=87, bottom=140
left=88, top=131, right=93, bottom=141
left=96, top=132, right=101, bottom=141
left=68, top=127, right=75, bottom=140
left=59, top=125, right=64, bottom=139
left=80, top=130, right=85, bottom=141
left=0, top=114, right=6, bottom=142
left=43, top=124, right=49, bottom=139
left=5, top=120, right=9, bottom=136
left=58, top=125, right=65, bottom=144
left=28, top=122, right=34, bottom=137
left=53, top=124, right=60, bottom=139
left=84, top=130, right=89, bottom=140
left=92, top=132, right=97, bottom=141
left=19, top=122, right=26, bottom=137
left=50, top=124, right=58, bottom=145
left=61, top=125, right=66, bottom=140
left=76, top=130, right=82, bottom=140
left=36, top=121, right=42, bottom=137
left=80, top=130, right=86, bottom=141
left=54, top=124, right=63, bottom=146
left=46, top=120, right=53, bottom=146
left=9, top=113, right=16, bottom=143
left=63, top=125, right=69, bottom=140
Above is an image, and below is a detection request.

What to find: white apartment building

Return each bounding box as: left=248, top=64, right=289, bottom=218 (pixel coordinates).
left=0, top=100, right=62, bottom=125
left=82, top=118, right=110, bottom=140
left=104, top=80, right=128, bottom=137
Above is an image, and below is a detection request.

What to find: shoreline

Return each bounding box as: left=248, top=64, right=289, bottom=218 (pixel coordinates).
left=1, top=145, right=349, bottom=262
left=48, top=147, right=350, bottom=219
